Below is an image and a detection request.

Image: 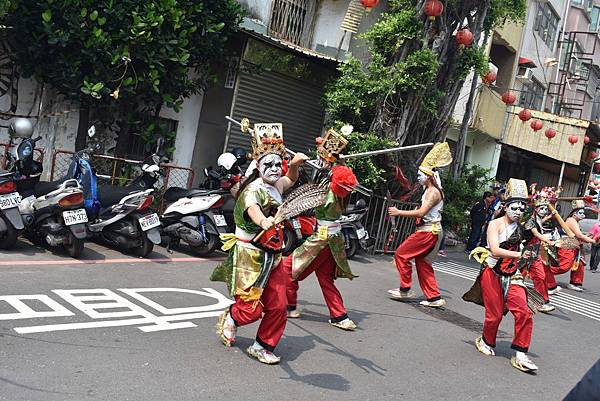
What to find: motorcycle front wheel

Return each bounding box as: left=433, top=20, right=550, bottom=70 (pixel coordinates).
left=64, top=232, right=84, bottom=258
left=133, top=231, right=155, bottom=257
left=0, top=215, right=18, bottom=250
left=189, top=221, right=219, bottom=256
left=345, top=239, right=358, bottom=259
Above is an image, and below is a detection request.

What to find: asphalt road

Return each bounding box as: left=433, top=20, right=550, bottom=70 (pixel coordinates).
left=0, top=240, right=598, bottom=401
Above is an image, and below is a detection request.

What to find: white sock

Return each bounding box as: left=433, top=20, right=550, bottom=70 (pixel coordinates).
left=516, top=351, right=526, bottom=360
left=226, top=313, right=235, bottom=327
left=251, top=341, right=263, bottom=351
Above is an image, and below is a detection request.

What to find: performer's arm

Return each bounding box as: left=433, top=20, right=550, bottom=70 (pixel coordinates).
left=276, top=153, right=309, bottom=193
left=531, top=227, right=553, bottom=245
left=247, top=204, right=275, bottom=230
left=567, top=218, right=595, bottom=244
left=388, top=187, right=440, bottom=218
left=487, top=219, right=522, bottom=259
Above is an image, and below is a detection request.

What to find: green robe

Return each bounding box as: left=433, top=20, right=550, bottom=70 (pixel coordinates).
left=291, top=189, right=356, bottom=279
left=210, top=179, right=281, bottom=303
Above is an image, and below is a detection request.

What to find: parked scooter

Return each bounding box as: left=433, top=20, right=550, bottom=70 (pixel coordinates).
left=337, top=198, right=369, bottom=259
left=282, top=213, right=316, bottom=256
left=0, top=170, right=24, bottom=249
left=65, top=130, right=162, bottom=257
left=6, top=118, right=88, bottom=257
left=160, top=150, right=247, bottom=255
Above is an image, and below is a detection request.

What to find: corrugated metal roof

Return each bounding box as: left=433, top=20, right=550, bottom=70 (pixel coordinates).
left=241, top=18, right=342, bottom=63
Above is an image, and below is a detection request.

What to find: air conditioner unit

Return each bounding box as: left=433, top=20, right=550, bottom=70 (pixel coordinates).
left=517, top=66, right=533, bottom=80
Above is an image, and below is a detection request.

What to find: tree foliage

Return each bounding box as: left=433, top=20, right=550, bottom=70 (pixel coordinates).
left=5, top=0, right=243, bottom=154
left=324, top=0, right=526, bottom=181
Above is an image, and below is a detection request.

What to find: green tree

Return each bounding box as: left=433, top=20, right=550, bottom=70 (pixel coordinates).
left=325, top=0, right=526, bottom=171
left=6, top=0, right=242, bottom=154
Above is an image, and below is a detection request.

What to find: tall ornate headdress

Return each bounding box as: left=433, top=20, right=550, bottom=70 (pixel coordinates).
left=419, top=142, right=453, bottom=176
left=530, top=184, right=559, bottom=207
left=316, top=125, right=352, bottom=163
left=505, top=178, right=529, bottom=204
left=571, top=199, right=585, bottom=211
left=240, top=118, right=286, bottom=161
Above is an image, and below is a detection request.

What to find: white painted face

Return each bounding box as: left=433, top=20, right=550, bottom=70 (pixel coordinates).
left=258, top=154, right=283, bottom=185
left=417, top=170, right=429, bottom=186
left=536, top=205, right=549, bottom=217
left=574, top=209, right=586, bottom=220
left=506, top=201, right=526, bottom=222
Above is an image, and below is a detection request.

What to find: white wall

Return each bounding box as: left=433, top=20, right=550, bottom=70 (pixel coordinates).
left=237, top=0, right=273, bottom=22
left=312, top=0, right=352, bottom=51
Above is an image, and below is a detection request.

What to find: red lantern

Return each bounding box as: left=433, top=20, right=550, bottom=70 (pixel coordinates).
left=502, top=91, right=516, bottom=105
left=455, top=28, right=474, bottom=48
left=424, top=0, right=444, bottom=20
left=530, top=120, right=543, bottom=131
left=568, top=135, right=579, bottom=145
left=360, top=0, right=380, bottom=10
left=589, top=151, right=598, bottom=160
left=544, top=128, right=556, bottom=140
left=482, top=71, right=497, bottom=85
left=584, top=135, right=590, bottom=145
left=518, top=109, right=532, bottom=123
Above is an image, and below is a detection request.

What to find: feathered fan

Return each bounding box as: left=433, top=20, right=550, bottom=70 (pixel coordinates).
left=253, top=184, right=328, bottom=241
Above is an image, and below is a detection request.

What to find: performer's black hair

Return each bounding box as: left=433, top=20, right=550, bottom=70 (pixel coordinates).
left=429, top=169, right=445, bottom=200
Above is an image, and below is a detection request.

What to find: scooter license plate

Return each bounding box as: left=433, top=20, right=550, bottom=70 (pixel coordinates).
left=213, top=214, right=227, bottom=227
left=139, top=213, right=160, bottom=231
left=0, top=192, right=22, bottom=210
left=63, top=209, right=88, bottom=226
left=356, top=227, right=367, bottom=239
left=292, top=219, right=301, bottom=229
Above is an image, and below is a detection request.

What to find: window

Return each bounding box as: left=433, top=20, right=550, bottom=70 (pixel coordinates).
left=268, top=0, right=317, bottom=47
left=591, top=6, right=600, bottom=31
left=572, top=0, right=583, bottom=5
left=534, top=2, right=560, bottom=48
left=519, top=79, right=545, bottom=111
left=224, top=57, right=239, bottom=89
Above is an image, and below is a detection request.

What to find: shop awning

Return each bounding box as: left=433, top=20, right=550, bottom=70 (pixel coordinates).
left=518, top=57, right=537, bottom=68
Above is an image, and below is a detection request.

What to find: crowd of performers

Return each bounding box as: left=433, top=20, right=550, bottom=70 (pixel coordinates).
left=209, top=119, right=595, bottom=374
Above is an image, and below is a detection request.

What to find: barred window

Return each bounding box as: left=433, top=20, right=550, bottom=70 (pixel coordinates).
left=534, top=2, right=559, bottom=48
left=519, top=79, right=545, bottom=111
left=268, top=0, right=317, bottom=48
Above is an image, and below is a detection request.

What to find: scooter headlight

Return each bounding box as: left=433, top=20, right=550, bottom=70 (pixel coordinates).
left=17, top=143, right=33, bottom=159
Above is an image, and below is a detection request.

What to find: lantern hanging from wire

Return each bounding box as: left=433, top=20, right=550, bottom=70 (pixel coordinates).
left=530, top=120, right=543, bottom=132
left=584, top=135, right=590, bottom=145
left=568, top=135, right=579, bottom=145
left=360, top=0, right=380, bottom=11
left=455, top=28, right=473, bottom=48
left=482, top=71, right=497, bottom=85
left=424, top=0, right=444, bottom=21
left=501, top=91, right=516, bottom=105
left=544, top=128, right=556, bottom=141
left=518, top=109, right=532, bottom=123
left=589, top=151, right=598, bottom=161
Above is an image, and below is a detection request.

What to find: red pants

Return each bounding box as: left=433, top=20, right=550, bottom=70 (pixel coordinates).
left=528, top=258, right=549, bottom=302
left=480, top=267, right=533, bottom=352
left=545, top=248, right=585, bottom=289
left=283, top=247, right=348, bottom=321
left=394, top=231, right=441, bottom=301
left=230, top=260, right=289, bottom=352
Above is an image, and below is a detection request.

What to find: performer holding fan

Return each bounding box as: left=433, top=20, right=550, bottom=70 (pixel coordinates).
left=211, top=120, right=309, bottom=365
left=284, top=126, right=359, bottom=331
left=387, top=142, right=452, bottom=308
left=465, top=179, right=540, bottom=373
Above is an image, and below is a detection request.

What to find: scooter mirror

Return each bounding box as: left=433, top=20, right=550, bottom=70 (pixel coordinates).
left=93, top=143, right=102, bottom=152
left=87, top=125, right=96, bottom=138
left=356, top=199, right=367, bottom=209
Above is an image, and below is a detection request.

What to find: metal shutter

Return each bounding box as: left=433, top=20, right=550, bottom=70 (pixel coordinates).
left=227, top=68, right=326, bottom=155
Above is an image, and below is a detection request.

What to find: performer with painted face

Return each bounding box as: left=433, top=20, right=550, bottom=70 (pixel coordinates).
left=545, top=200, right=595, bottom=293
left=387, top=143, right=452, bottom=308
left=211, top=121, right=308, bottom=365
left=466, top=179, right=539, bottom=373
left=524, top=187, right=560, bottom=313
left=284, top=126, right=359, bottom=330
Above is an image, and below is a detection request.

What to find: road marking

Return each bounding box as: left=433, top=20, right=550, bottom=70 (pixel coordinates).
left=0, top=256, right=223, bottom=267
left=433, top=260, right=600, bottom=323
left=0, top=287, right=233, bottom=334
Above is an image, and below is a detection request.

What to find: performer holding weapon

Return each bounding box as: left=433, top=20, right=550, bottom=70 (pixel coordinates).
left=387, top=142, right=452, bottom=308
left=211, top=120, right=310, bottom=365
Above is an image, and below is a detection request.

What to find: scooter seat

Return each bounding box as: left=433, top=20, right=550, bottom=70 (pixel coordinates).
left=163, top=187, right=223, bottom=202
left=97, top=185, right=139, bottom=207
left=33, top=179, right=71, bottom=197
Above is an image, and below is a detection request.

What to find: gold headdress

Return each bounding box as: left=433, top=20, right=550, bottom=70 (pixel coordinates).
left=571, top=199, right=585, bottom=210
left=241, top=119, right=286, bottom=160
left=419, top=142, right=453, bottom=176
left=505, top=178, right=529, bottom=204
left=317, top=125, right=351, bottom=163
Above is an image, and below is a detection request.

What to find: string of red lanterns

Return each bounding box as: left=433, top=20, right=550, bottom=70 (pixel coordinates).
left=530, top=120, right=543, bottom=132
left=568, top=135, right=579, bottom=145
left=424, top=0, right=444, bottom=20
left=544, top=128, right=556, bottom=140
left=518, top=109, right=531, bottom=122
left=501, top=91, right=516, bottom=105
left=455, top=28, right=473, bottom=48
left=360, top=0, right=380, bottom=11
